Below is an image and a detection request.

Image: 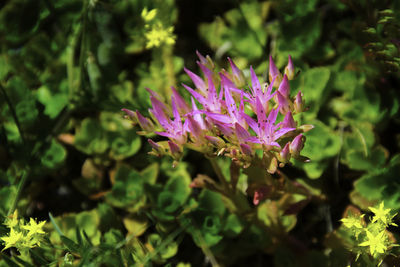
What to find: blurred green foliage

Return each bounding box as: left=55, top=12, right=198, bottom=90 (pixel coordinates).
left=1, top=0, right=400, bottom=266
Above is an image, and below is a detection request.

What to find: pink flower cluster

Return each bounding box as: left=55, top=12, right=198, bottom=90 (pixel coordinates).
left=123, top=52, right=313, bottom=172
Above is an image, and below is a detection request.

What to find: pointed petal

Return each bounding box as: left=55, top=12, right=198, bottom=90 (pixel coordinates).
left=220, top=72, right=236, bottom=89
left=204, top=112, right=232, bottom=124
left=224, top=86, right=238, bottom=120
left=274, top=127, right=295, bottom=140
left=241, top=112, right=259, bottom=136
left=250, top=66, right=261, bottom=95
left=246, top=136, right=262, bottom=144
left=182, top=83, right=207, bottom=107
left=184, top=68, right=207, bottom=94
left=171, top=86, right=190, bottom=114
left=187, top=114, right=203, bottom=139
left=235, top=122, right=250, bottom=143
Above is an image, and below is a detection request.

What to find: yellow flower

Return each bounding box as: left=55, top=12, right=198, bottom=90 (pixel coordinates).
left=141, top=8, right=157, bottom=22
left=369, top=202, right=396, bottom=226
left=22, top=218, right=46, bottom=237
left=340, top=215, right=364, bottom=229
left=1, top=228, right=23, bottom=251
left=4, top=210, right=19, bottom=229
left=144, top=23, right=175, bottom=49
left=359, top=230, right=388, bottom=256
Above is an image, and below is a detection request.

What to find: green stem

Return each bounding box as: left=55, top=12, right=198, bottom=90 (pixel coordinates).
left=161, top=45, right=175, bottom=100
left=7, top=171, right=28, bottom=216
left=207, top=157, right=230, bottom=193
left=0, top=84, right=25, bottom=144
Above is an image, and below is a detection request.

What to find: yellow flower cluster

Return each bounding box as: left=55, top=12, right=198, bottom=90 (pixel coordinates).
left=1, top=210, right=46, bottom=252
left=141, top=8, right=176, bottom=49
left=340, top=202, right=398, bottom=260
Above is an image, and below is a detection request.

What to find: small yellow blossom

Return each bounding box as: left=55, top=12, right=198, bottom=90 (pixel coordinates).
left=1, top=211, right=47, bottom=252
left=22, top=218, right=46, bottom=237
left=359, top=230, right=388, bottom=256
left=369, top=202, right=397, bottom=226
left=144, top=23, right=175, bottom=49
left=341, top=215, right=364, bottom=229
left=4, top=210, right=19, bottom=229
left=141, top=8, right=157, bottom=22
left=1, top=228, right=23, bottom=251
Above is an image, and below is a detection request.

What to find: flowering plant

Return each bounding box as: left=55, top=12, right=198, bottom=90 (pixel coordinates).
left=123, top=52, right=313, bottom=208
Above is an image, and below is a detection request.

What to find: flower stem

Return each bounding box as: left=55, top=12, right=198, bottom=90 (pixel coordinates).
left=162, top=45, right=176, bottom=100
left=207, top=157, right=230, bottom=192
left=8, top=171, right=27, bottom=216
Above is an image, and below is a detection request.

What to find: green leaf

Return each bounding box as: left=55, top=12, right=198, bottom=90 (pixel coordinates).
left=300, top=67, right=331, bottom=113
left=223, top=214, right=243, bottom=237
left=140, top=163, right=159, bottom=184
left=41, top=140, right=67, bottom=169
left=343, top=146, right=387, bottom=171
left=352, top=155, right=400, bottom=211
left=36, top=83, right=68, bottom=119
left=60, top=235, right=80, bottom=253
left=302, top=161, right=328, bottom=179
left=198, top=190, right=225, bottom=216
left=74, top=118, right=108, bottom=155
left=300, top=120, right=341, bottom=162
left=106, top=165, right=146, bottom=210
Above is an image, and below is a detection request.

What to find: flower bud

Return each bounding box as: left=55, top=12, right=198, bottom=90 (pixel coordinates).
left=148, top=139, right=164, bottom=156
left=228, top=57, right=246, bottom=87
left=278, top=142, right=291, bottom=163
left=136, top=110, right=154, bottom=132
left=294, top=91, right=304, bottom=113
left=278, top=74, right=290, bottom=98
left=168, top=141, right=182, bottom=160
left=290, top=134, right=305, bottom=157
left=284, top=55, right=295, bottom=80
left=121, top=108, right=137, bottom=124
left=269, top=55, right=282, bottom=87
left=299, top=124, right=314, bottom=133
left=282, top=111, right=296, bottom=128
left=205, top=135, right=225, bottom=147
left=240, top=143, right=253, bottom=156
left=276, top=92, right=290, bottom=114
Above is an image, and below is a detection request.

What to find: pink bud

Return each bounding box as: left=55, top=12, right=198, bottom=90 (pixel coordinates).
left=294, top=91, right=304, bottom=113
left=228, top=57, right=245, bottom=87
left=136, top=111, right=154, bottom=132
left=148, top=139, right=163, bottom=155
left=240, top=143, right=253, bottom=156
left=278, top=74, right=290, bottom=98
left=282, top=112, right=296, bottom=128
left=121, top=108, right=135, bottom=117
left=290, top=134, right=305, bottom=157
left=276, top=92, right=290, bottom=114
left=205, top=135, right=225, bottom=147
left=122, top=108, right=138, bottom=124
left=284, top=55, right=295, bottom=80
left=168, top=141, right=181, bottom=159
left=279, top=142, right=291, bottom=163
left=269, top=55, right=282, bottom=86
